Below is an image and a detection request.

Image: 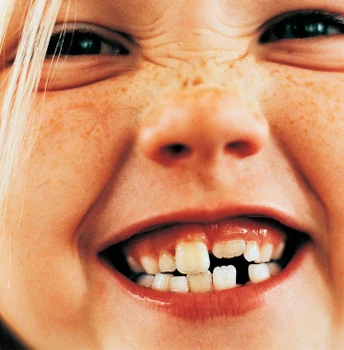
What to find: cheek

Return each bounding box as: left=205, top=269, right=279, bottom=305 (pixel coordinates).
left=262, top=67, right=344, bottom=313
left=0, top=80, right=142, bottom=341
left=28, top=85, right=139, bottom=223
left=262, top=68, right=344, bottom=206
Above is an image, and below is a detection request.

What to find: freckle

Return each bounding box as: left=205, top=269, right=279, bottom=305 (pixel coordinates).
left=191, top=76, right=204, bottom=86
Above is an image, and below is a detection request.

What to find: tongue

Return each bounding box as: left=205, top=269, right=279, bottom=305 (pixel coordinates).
left=123, top=217, right=286, bottom=262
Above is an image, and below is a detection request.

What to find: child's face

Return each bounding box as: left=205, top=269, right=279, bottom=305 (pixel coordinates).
left=1, top=0, right=344, bottom=348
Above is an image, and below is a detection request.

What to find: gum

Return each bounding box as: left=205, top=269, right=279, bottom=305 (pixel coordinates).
left=123, top=218, right=286, bottom=263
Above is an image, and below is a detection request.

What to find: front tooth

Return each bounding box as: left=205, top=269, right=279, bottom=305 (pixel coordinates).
left=213, top=265, right=237, bottom=291
left=127, top=256, right=144, bottom=273
left=213, top=240, right=246, bottom=259
left=272, top=242, right=285, bottom=260
left=170, top=276, right=189, bottom=293
left=257, top=243, right=273, bottom=263
left=137, top=274, right=154, bottom=288
left=152, top=273, right=173, bottom=291
left=159, top=251, right=176, bottom=272
left=248, top=263, right=271, bottom=283
left=141, top=256, right=160, bottom=274
left=187, top=271, right=212, bottom=293
left=244, top=241, right=260, bottom=262
left=175, top=241, right=210, bottom=274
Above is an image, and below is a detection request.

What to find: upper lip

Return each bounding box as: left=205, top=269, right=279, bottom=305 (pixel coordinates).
left=97, top=203, right=314, bottom=252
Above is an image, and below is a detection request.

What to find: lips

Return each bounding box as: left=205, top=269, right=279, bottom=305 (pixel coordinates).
left=97, top=210, right=311, bottom=318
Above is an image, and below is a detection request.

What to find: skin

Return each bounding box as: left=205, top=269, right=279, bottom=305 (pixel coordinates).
left=1, top=0, right=344, bottom=348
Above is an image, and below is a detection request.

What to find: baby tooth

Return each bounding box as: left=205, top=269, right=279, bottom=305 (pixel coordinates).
left=272, top=242, right=285, bottom=260
left=127, top=256, right=144, bottom=273
left=248, top=263, right=271, bottom=283
left=141, top=256, right=160, bottom=274
left=176, top=241, right=210, bottom=274
left=268, top=262, right=282, bottom=276
left=213, top=265, right=237, bottom=291
left=152, top=273, right=173, bottom=292
left=170, top=276, right=189, bottom=293
left=244, top=241, right=260, bottom=262
left=159, top=251, right=176, bottom=272
left=187, top=271, right=212, bottom=293
left=213, top=240, right=246, bottom=259
left=137, top=274, right=154, bottom=288
left=257, top=243, right=273, bottom=263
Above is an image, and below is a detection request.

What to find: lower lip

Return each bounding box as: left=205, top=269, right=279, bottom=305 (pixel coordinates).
left=98, top=243, right=311, bottom=320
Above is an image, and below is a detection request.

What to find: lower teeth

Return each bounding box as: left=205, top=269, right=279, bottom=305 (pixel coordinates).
left=135, top=260, right=282, bottom=293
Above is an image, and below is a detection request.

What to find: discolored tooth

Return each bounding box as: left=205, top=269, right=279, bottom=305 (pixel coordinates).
left=213, top=265, right=237, bottom=291
left=127, top=256, right=145, bottom=273
left=137, top=274, right=154, bottom=288
left=256, top=243, right=273, bottom=263
left=141, top=256, right=160, bottom=274
left=175, top=241, right=210, bottom=274
left=268, top=262, right=282, bottom=276
left=159, top=251, right=176, bottom=272
left=248, top=263, right=271, bottom=283
left=272, top=242, right=285, bottom=260
left=187, top=271, right=212, bottom=293
left=152, top=273, right=173, bottom=292
left=244, top=241, right=260, bottom=262
left=213, top=240, right=246, bottom=259
left=170, top=276, right=189, bottom=293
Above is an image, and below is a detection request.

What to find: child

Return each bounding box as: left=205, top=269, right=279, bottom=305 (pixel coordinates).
left=0, top=0, right=342, bottom=348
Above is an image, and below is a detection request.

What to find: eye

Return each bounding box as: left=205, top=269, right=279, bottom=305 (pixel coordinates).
left=260, top=11, right=344, bottom=43
left=46, top=25, right=130, bottom=57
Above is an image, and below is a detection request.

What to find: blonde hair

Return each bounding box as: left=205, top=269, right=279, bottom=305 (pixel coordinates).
left=0, top=0, right=62, bottom=224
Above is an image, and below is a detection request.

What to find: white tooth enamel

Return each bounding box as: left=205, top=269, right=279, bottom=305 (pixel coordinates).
left=248, top=263, right=271, bottom=283
left=152, top=273, right=173, bottom=291
left=268, top=262, right=282, bottom=276
left=244, top=241, right=260, bottom=262
left=256, top=243, right=273, bottom=263
left=175, top=241, right=210, bottom=274
left=127, top=256, right=144, bottom=273
left=272, top=242, right=285, bottom=260
left=187, top=271, right=212, bottom=293
left=137, top=274, right=154, bottom=288
left=170, top=276, right=189, bottom=293
left=159, top=251, right=176, bottom=272
left=213, top=240, right=246, bottom=259
left=140, top=256, right=160, bottom=274
left=213, top=265, right=237, bottom=291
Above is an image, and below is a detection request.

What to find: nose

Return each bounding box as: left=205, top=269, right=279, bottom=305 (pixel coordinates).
left=138, top=88, right=269, bottom=164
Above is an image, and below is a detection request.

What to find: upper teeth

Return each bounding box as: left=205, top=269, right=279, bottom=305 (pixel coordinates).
left=243, top=241, right=260, bottom=262
left=159, top=251, right=176, bottom=272
left=213, top=239, right=245, bottom=259
left=175, top=241, right=210, bottom=274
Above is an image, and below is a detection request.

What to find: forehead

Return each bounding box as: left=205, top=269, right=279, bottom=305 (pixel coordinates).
left=57, top=0, right=344, bottom=30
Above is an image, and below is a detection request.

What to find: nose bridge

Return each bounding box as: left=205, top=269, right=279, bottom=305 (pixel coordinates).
left=138, top=85, right=269, bottom=165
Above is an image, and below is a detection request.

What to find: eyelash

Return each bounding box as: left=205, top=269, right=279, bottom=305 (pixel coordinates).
left=46, top=27, right=130, bottom=57
left=260, top=11, right=344, bottom=43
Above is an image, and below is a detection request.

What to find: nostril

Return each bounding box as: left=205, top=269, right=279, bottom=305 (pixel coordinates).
left=163, top=143, right=192, bottom=157
left=225, top=141, right=258, bottom=158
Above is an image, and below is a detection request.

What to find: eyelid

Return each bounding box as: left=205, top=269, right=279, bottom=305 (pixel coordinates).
left=51, top=22, right=134, bottom=48
left=259, top=9, right=344, bottom=34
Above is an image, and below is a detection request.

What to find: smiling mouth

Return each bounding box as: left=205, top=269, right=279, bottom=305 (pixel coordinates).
left=99, top=216, right=310, bottom=293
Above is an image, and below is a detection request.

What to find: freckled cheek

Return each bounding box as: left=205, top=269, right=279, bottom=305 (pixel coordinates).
left=261, top=71, right=344, bottom=151
left=13, top=90, right=139, bottom=228
left=32, top=93, right=136, bottom=178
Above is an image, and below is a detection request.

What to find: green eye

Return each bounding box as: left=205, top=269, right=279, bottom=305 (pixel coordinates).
left=47, top=30, right=130, bottom=57
left=260, top=11, right=344, bottom=43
